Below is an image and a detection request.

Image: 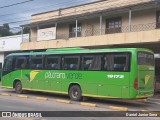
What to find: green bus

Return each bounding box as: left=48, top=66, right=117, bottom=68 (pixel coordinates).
left=1, top=48, right=155, bottom=101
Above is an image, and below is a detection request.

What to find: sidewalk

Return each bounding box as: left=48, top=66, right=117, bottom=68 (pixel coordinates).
left=147, top=93, right=160, bottom=104
left=153, top=93, right=160, bottom=98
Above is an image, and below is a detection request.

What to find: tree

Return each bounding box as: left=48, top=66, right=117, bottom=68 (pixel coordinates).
left=15, top=27, right=30, bottom=35
left=0, top=23, right=13, bottom=37
left=3, top=23, right=10, bottom=31
left=23, top=27, right=30, bottom=34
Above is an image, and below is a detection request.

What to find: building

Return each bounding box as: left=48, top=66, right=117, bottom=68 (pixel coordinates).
left=21, top=0, right=160, bottom=52
left=18, top=0, right=160, bottom=88
left=0, top=34, right=29, bottom=67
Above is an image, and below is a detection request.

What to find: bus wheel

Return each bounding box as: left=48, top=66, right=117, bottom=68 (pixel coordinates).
left=15, top=81, right=23, bottom=94
left=69, top=85, right=82, bottom=101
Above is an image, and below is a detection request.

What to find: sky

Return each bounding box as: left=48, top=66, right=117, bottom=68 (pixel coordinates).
left=0, top=0, right=98, bottom=30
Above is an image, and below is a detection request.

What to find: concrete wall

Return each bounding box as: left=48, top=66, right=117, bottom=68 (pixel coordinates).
left=20, top=29, right=160, bottom=50
left=57, top=23, right=69, bottom=39
left=81, top=18, right=101, bottom=36
left=30, top=27, right=37, bottom=42
left=0, top=34, right=29, bottom=51
left=31, top=0, right=153, bottom=23
left=29, top=8, right=157, bottom=42
left=131, top=9, right=156, bottom=25
left=23, top=0, right=158, bottom=50
left=0, top=34, right=29, bottom=66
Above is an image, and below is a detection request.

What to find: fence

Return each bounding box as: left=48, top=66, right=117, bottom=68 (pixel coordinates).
left=22, top=22, right=158, bottom=43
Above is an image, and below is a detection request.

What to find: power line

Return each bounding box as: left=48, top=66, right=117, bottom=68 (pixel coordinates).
left=1, top=0, right=154, bottom=26
left=0, top=0, right=124, bottom=25
left=0, top=0, right=91, bottom=17
left=0, top=16, right=30, bottom=22
left=0, top=0, right=35, bottom=9
left=0, top=0, right=95, bottom=23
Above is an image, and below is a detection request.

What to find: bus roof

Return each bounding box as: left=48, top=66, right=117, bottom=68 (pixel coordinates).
left=6, top=47, right=153, bottom=57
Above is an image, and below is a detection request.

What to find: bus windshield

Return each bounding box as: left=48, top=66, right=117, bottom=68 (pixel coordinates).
left=138, top=52, right=154, bottom=66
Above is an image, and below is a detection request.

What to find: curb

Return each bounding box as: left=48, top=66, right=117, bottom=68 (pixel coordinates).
left=108, top=106, right=128, bottom=111
left=141, top=110, right=148, bottom=111
left=17, top=95, right=28, bottom=98
left=80, top=102, right=97, bottom=107
left=36, top=97, right=48, bottom=101
left=56, top=99, right=71, bottom=104
left=1, top=93, right=11, bottom=96
left=147, top=98, right=160, bottom=103
left=147, top=98, right=160, bottom=105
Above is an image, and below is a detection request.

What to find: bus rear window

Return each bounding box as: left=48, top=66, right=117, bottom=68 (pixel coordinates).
left=138, top=52, right=154, bottom=66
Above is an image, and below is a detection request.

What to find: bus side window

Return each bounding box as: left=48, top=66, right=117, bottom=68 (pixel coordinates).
left=45, top=56, right=60, bottom=70
left=91, top=55, right=102, bottom=70
left=82, top=55, right=102, bottom=71
left=30, top=55, right=43, bottom=69
left=82, top=56, right=93, bottom=70
left=113, top=53, right=130, bottom=72
left=15, top=56, right=28, bottom=70
left=103, top=55, right=113, bottom=71
left=103, top=57, right=109, bottom=71
left=62, top=56, right=80, bottom=70
left=3, top=57, right=14, bottom=71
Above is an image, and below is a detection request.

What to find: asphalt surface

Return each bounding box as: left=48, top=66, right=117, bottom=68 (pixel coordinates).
left=0, top=86, right=160, bottom=120
left=1, top=87, right=160, bottom=111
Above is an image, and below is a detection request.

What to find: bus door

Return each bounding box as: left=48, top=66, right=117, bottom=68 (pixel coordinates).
left=137, top=52, right=154, bottom=94
left=2, top=56, right=15, bottom=87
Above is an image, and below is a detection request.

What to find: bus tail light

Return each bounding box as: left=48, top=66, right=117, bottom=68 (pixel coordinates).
left=134, top=78, right=138, bottom=90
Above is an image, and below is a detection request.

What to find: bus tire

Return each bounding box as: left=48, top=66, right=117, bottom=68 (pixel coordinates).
left=69, top=85, right=82, bottom=101
left=15, top=81, right=23, bottom=94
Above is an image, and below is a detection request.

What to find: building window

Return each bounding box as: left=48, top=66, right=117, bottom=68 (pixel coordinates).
left=156, top=11, right=160, bottom=28
left=69, top=23, right=82, bottom=37
left=106, top=17, right=122, bottom=34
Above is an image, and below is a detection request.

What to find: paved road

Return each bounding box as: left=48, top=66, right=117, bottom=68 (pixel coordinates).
left=0, top=96, right=159, bottom=120
left=0, top=95, right=110, bottom=120
left=1, top=87, right=160, bottom=111
left=0, top=87, right=160, bottom=120
left=0, top=95, right=109, bottom=111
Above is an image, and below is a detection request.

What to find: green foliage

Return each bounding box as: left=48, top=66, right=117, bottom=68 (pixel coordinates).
left=15, top=27, right=30, bottom=35
left=0, top=24, right=30, bottom=37
left=23, top=27, right=30, bottom=34
left=0, top=24, right=13, bottom=37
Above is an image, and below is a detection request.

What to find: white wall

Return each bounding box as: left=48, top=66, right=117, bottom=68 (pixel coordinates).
left=0, top=34, right=29, bottom=51
left=37, top=27, right=56, bottom=41
left=0, top=34, right=29, bottom=66
left=0, top=54, right=4, bottom=68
